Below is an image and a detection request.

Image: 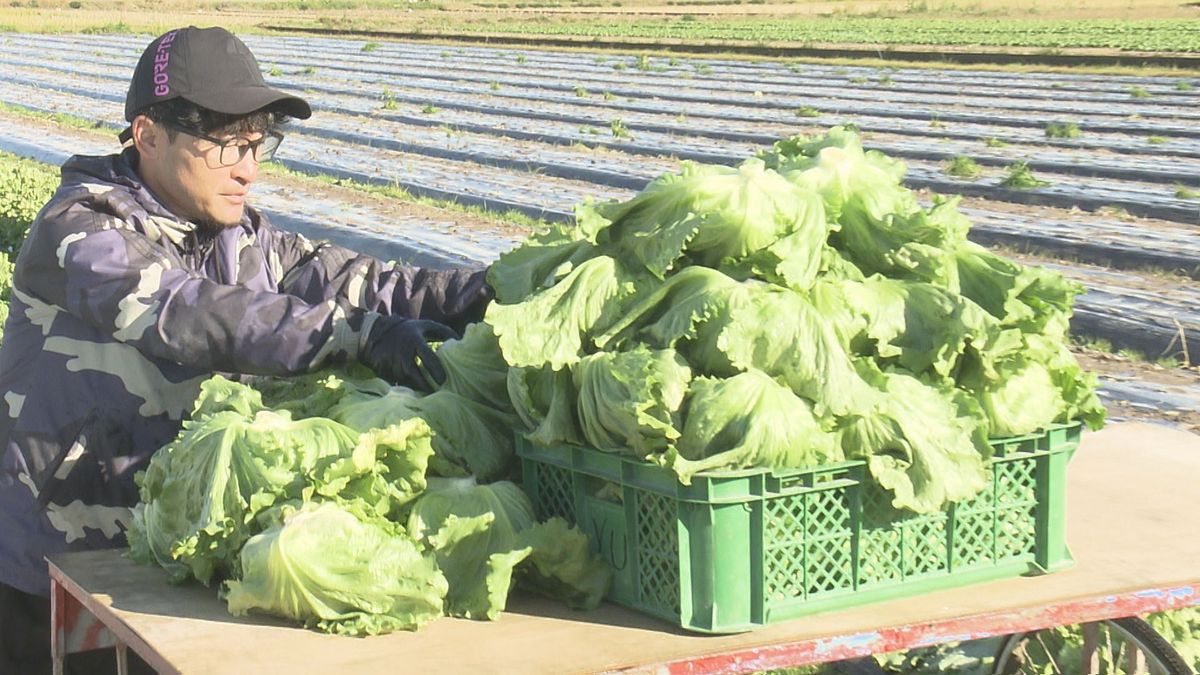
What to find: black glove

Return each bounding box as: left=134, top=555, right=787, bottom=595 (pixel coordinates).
left=361, top=316, right=459, bottom=391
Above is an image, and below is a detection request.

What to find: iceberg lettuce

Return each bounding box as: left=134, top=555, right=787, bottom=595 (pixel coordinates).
left=224, top=501, right=447, bottom=635
left=670, top=369, right=842, bottom=483
left=574, top=347, right=691, bottom=457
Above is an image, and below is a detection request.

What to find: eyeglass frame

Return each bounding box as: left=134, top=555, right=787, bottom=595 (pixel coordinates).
left=156, top=119, right=284, bottom=167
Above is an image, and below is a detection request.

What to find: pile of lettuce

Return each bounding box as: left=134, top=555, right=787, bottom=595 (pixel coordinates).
left=128, top=374, right=610, bottom=636
left=474, top=126, right=1104, bottom=514
left=128, top=126, right=1107, bottom=634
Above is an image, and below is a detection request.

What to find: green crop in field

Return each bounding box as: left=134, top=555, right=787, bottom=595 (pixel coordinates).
left=1000, top=161, right=1050, bottom=189
left=1176, top=184, right=1200, bottom=200
left=1147, top=136, right=1168, bottom=145
left=361, top=42, right=379, bottom=53
left=1044, top=121, right=1081, bottom=139
left=422, top=18, right=1200, bottom=53
left=1128, top=86, right=1152, bottom=98
left=794, top=106, right=821, bottom=118
left=610, top=119, right=631, bottom=139
left=0, top=152, right=58, bottom=251
left=943, top=156, right=982, bottom=179
left=984, top=137, right=1008, bottom=148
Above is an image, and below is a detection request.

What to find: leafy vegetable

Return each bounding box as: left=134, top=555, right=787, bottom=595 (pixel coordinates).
left=407, top=479, right=534, bottom=619
left=483, top=125, right=1102, bottom=513
left=592, top=265, right=745, bottom=374
left=130, top=378, right=361, bottom=584
left=597, top=158, right=827, bottom=278
left=133, top=373, right=609, bottom=634
left=838, top=362, right=990, bottom=514
left=223, top=501, right=448, bottom=635
left=574, top=347, right=691, bottom=457
left=325, top=384, right=423, bottom=432
left=412, top=390, right=518, bottom=481
left=434, top=322, right=514, bottom=414
left=714, top=282, right=866, bottom=416
left=670, top=369, right=842, bottom=483
left=487, top=255, right=638, bottom=369
left=307, top=419, right=435, bottom=520
left=486, top=214, right=601, bottom=305
left=516, top=517, right=612, bottom=610
left=507, top=364, right=582, bottom=447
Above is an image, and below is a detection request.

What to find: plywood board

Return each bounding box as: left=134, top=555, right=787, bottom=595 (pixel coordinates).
left=49, top=422, right=1200, bottom=674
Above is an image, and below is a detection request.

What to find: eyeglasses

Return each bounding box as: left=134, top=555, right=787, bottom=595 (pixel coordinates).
left=159, top=121, right=284, bottom=167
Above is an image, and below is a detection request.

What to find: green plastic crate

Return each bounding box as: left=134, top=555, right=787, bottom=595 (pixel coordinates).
left=517, top=422, right=1081, bottom=633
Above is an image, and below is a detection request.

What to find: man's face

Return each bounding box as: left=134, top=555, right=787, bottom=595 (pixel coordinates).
left=144, top=123, right=264, bottom=228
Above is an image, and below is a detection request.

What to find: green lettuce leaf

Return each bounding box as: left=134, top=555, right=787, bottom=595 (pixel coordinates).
left=845, top=275, right=1000, bottom=378
left=413, top=390, right=520, bottom=482
left=714, top=284, right=867, bottom=417
left=223, top=501, right=447, bottom=635
left=591, top=266, right=745, bottom=364
left=407, top=479, right=536, bottom=619
left=325, top=385, right=423, bottom=432
left=507, top=365, right=582, bottom=447
left=669, top=369, right=842, bottom=483
left=838, top=363, right=990, bottom=514
left=487, top=255, right=638, bottom=369
left=573, top=347, right=692, bottom=457
left=517, top=517, right=613, bottom=610
left=307, top=420, right=435, bottom=519
left=487, top=227, right=598, bottom=306
left=434, top=322, right=514, bottom=414
left=597, top=158, right=825, bottom=278
left=131, top=404, right=360, bottom=584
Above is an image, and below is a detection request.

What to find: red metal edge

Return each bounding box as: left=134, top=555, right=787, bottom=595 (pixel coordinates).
left=608, top=584, right=1199, bottom=675
left=47, top=558, right=181, bottom=675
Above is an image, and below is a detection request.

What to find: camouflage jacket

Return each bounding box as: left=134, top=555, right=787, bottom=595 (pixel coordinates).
left=0, top=150, right=491, bottom=595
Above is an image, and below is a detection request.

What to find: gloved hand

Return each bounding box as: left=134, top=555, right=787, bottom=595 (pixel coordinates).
left=360, top=316, right=459, bottom=391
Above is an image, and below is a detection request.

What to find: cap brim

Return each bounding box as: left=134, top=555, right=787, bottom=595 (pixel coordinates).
left=186, top=85, right=312, bottom=120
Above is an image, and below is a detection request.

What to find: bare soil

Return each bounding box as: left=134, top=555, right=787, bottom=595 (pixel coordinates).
left=1073, top=347, right=1200, bottom=433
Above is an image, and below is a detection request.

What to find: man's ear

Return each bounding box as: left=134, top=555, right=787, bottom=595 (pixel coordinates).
left=130, top=115, right=165, bottom=161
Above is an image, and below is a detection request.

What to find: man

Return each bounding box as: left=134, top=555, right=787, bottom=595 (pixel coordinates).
left=0, top=26, right=492, bottom=672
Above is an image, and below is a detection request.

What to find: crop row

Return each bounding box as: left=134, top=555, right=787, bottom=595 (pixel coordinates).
left=405, top=17, right=1200, bottom=52
left=0, top=99, right=1196, bottom=359
left=26, top=34, right=1199, bottom=123
left=0, top=33, right=1198, bottom=352
left=3, top=36, right=1197, bottom=226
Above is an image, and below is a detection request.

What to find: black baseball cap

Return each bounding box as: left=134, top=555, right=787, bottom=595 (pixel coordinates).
left=120, top=26, right=311, bottom=142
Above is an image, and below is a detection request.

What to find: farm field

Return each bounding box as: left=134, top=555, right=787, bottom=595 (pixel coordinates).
left=0, top=31, right=1197, bottom=432
left=1, top=0, right=1198, bottom=63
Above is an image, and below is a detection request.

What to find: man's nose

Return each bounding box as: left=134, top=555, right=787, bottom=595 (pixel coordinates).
left=229, top=148, right=259, bottom=184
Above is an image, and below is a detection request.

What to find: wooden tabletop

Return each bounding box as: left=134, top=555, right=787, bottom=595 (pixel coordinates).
left=48, top=422, right=1200, bottom=675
